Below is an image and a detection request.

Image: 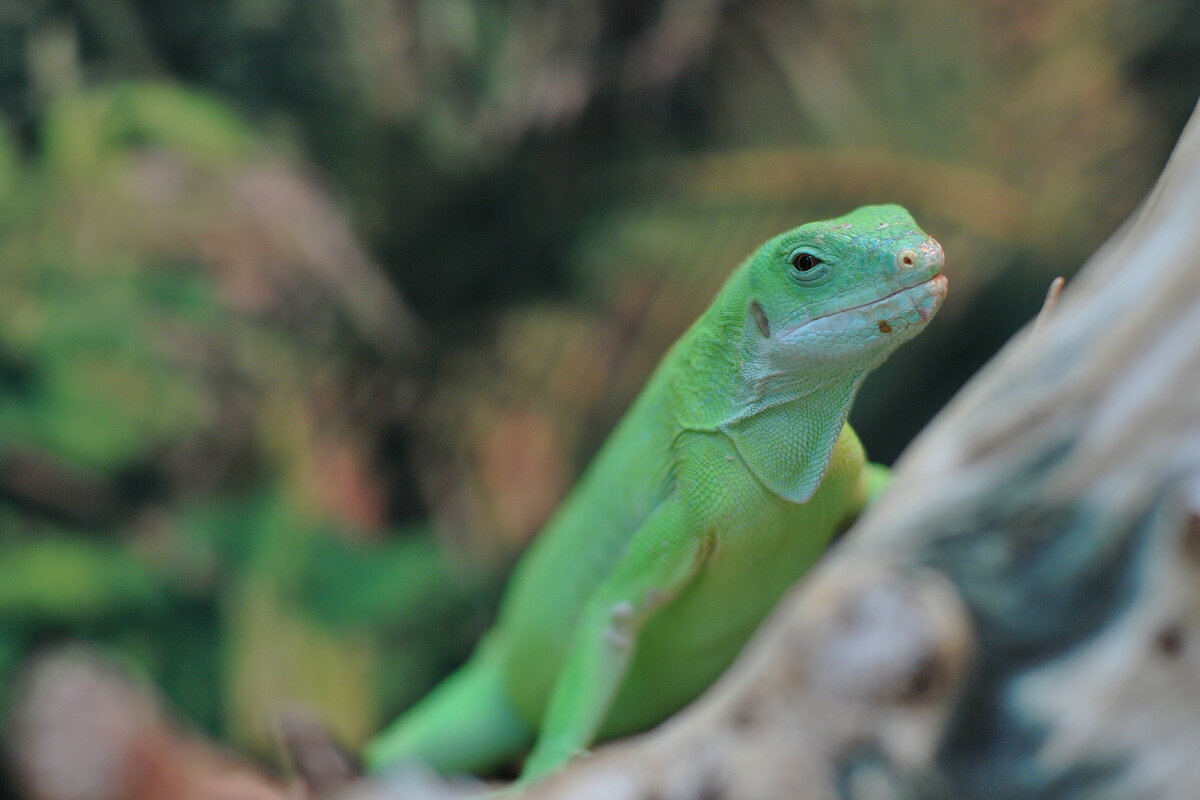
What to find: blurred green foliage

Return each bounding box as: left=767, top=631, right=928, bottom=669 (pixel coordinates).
left=0, top=0, right=1198, bottom=780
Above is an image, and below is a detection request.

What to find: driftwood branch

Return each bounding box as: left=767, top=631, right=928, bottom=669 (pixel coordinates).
left=489, top=97, right=1200, bottom=800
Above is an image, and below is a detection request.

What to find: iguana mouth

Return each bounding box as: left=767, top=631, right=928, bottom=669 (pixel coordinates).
left=914, top=274, right=949, bottom=320
left=781, top=274, right=948, bottom=338
left=821, top=274, right=945, bottom=320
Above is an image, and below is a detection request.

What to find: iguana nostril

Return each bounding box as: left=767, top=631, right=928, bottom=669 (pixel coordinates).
left=899, top=240, right=945, bottom=272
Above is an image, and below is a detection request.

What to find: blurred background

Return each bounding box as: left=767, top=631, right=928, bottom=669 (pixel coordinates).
left=0, top=0, right=1198, bottom=796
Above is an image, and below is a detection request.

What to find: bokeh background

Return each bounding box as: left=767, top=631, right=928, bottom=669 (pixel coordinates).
left=0, top=0, right=1198, bottom=795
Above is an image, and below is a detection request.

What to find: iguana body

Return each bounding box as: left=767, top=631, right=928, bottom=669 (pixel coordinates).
left=367, top=205, right=947, bottom=783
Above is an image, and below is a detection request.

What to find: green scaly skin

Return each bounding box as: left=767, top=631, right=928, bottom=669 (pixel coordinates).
left=366, top=205, right=948, bottom=786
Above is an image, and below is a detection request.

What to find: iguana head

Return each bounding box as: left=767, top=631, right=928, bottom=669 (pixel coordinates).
left=745, top=204, right=947, bottom=375
left=675, top=205, right=946, bottom=502
left=707, top=204, right=946, bottom=502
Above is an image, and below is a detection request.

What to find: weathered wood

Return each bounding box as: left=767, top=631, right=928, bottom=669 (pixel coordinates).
left=486, top=97, right=1200, bottom=800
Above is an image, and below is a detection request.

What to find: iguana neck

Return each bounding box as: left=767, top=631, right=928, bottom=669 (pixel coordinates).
left=670, top=276, right=867, bottom=502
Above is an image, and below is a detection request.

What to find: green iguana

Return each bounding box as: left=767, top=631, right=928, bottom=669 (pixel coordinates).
left=367, top=204, right=947, bottom=785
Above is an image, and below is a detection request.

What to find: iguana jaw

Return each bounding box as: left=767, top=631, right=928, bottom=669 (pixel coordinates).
left=778, top=274, right=947, bottom=341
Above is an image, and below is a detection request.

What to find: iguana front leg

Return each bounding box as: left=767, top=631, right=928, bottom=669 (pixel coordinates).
left=517, top=497, right=707, bottom=783
left=838, top=461, right=893, bottom=531
left=862, top=461, right=892, bottom=504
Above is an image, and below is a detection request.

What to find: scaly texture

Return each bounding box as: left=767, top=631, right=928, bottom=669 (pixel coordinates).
left=366, top=205, right=947, bottom=785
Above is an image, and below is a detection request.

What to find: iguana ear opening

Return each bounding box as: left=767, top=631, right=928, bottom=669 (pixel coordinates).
left=750, top=300, right=771, bottom=338
left=720, top=390, right=853, bottom=504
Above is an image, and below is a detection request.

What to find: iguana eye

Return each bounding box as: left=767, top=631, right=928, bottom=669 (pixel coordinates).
left=791, top=252, right=821, bottom=272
